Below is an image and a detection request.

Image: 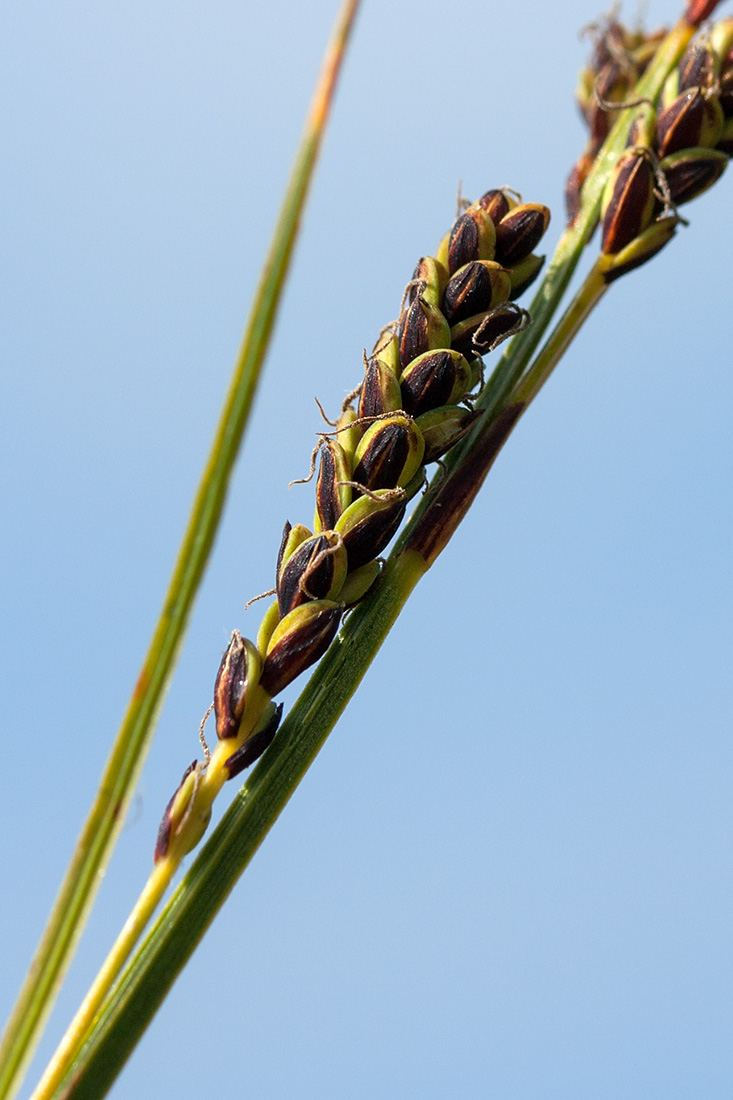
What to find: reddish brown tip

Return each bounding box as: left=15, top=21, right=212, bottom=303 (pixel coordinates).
left=686, top=0, right=722, bottom=25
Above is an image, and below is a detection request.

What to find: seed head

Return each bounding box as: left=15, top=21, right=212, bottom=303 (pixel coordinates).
left=154, top=761, right=210, bottom=863
left=450, top=302, right=526, bottom=358
left=476, top=188, right=512, bottom=225
left=407, top=256, right=449, bottom=310
left=678, top=39, right=718, bottom=93
left=599, top=216, right=678, bottom=283
left=277, top=521, right=313, bottom=578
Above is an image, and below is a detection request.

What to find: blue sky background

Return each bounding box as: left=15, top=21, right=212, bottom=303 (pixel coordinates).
left=2, top=1, right=732, bottom=1097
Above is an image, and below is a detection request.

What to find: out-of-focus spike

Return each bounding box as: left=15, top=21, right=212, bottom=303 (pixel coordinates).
left=599, top=216, right=678, bottom=282
left=601, top=150, right=655, bottom=254
left=656, top=88, right=724, bottom=156
left=659, top=147, right=728, bottom=204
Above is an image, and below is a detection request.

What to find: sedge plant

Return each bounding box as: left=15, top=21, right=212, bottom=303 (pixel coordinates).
left=2, top=0, right=732, bottom=1097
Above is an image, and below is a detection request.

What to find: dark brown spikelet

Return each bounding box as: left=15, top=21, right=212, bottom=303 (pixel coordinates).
left=601, top=151, right=654, bottom=254
left=214, top=631, right=257, bottom=740
left=277, top=532, right=345, bottom=616
left=358, top=359, right=402, bottom=419
left=477, top=188, right=511, bottom=225
left=397, top=298, right=428, bottom=367
left=601, top=217, right=678, bottom=283
left=154, top=761, right=197, bottom=863
left=656, top=89, right=722, bottom=156
left=659, top=148, right=729, bottom=205
left=314, top=440, right=349, bottom=532
left=442, top=261, right=510, bottom=325
left=445, top=208, right=495, bottom=273
left=678, top=40, right=716, bottom=91
left=450, top=302, right=525, bottom=358
left=494, top=204, right=551, bottom=266
left=224, top=703, right=284, bottom=779
left=315, top=443, right=339, bottom=531
left=400, top=349, right=457, bottom=417
left=260, top=602, right=342, bottom=698
left=397, top=296, right=449, bottom=367
left=353, top=421, right=410, bottom=492
left=336, top=495, right=407, bottom=571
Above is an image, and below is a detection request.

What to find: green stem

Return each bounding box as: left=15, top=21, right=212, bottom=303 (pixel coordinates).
left=0, top=4, right=361, bottom=1099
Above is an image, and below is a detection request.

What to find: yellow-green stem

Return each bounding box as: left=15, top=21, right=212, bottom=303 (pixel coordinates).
left=27, top=860, right=176, bottom=1100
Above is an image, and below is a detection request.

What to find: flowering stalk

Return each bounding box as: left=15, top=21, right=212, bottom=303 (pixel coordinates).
left=29, top=180, right=553, bottom=1100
